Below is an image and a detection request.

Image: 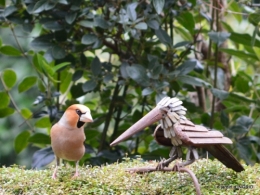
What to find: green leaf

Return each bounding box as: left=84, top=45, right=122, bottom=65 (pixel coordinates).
left=147, top=20, right=159, bottom=30
left=219, top=48, right=258, bottom=61
left=201, top=113, right=210, bottom=126
left=126, top=64, right=150, bottom=87
left=3, top=5, right=17, bottom=17
left=42, top=61, right=55, bottom=76
left=35, top=117, right=51, bottom=128
left=0, top=45, right=21, bottom=56
left=120, top=62, right=129, bottom=79
left=153, top=0, right=165, bottom=15
left=52, top=62, right=70, bottom=73
left=71, top=83, right=85, bottom=98
left=235, top=76, right=250, bottom=93
left=60, top=71, right=72, bottom=93
left=229, top=32, right=260, bottom=47
left=253, top=47, right=260, bottom=61
left=208, top=31, right=230, bottom=46
left=149, top=61, right=163, bottom=79
left=252, top=28, right=258, bottom=49
left=1, top=69, right=17, bottom=89
left=51, top=45, right=66, bottom=59
left=79, top=20, right=94, bottom=28
left=229, top=125, right=248, bottom=134
left=142, top=87, right=153, bottom=96
left=28, top=133, right=51, bottom=145
left=236, top=137, right=252, bottom=164
left=32, top=147, right=55, bottom=169
left=91, top=57, right=102, bottom=76
left=0, top=0, right=5, bottom=6
left=0, top=107, right=15, bottom=118
left=175, top=26, right=192, bottom=40
left=32, top=0, right=46, bottom=13
left=236, top=116, right=253, bottom=128
left=65, top=12, right=77, bottom=24
left=43, top=21, right=64, bottom=31
left=103, top=73, right=113, bottom=83
left=0, top=38, right=2, bottom=47
left=21, top=108, right=32, bottom=119
left=81, top=34, right=98, bottom=45
left=94, top=16, right=109, bottom=29
left=0, top=92, right=10, bottom=109
left=82, top=80, right=97, bottom=92
left=127, top=2, right=138, bottom=21
left=175, top=60, right=196, bottom=76
left=14, top=130, right=30, bottom=153
left=30, top=35, right=54, bottom=50
left=72, top=70, right=83, bottom=81
left=211, top=88, right=229, bottom=100
left=44, top=1, right=56, bottom=10
left=38, top=79, right=46, bottom=92
left=200, top=11, right=211, bottom=22
left=229, top=92, right=255, bottom=103
left=85, top=130, right=100, bottom=141
left=248, top=12, right=260, bottom=26
left=18, top=76, right=37, bottom=93
left=177, top=11, right=195, bottom=34
left=149, top=140, right=161, bottom=152
left=155, top=28, right=172, bottom=46
left=135, top=22, right=147, bottom=30
left=220, top=111, right=229, bottom=128
left=229, top=1, right=242, bottom=23
left=177, top=75, right=211, bottom=87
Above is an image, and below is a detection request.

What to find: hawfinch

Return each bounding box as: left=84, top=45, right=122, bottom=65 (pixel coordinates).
left=50, top=104, right=93, bottom=179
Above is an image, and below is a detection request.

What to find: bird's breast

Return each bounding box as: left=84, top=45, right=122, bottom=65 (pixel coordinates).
left=51, top=123, right=86, bottom=161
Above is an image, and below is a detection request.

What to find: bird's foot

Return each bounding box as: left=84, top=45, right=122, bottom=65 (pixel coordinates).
left=156, top=158, right=170, bottom=170
left=52, top=172, right=57, bottom=180
left=72, top=172, right=79, bottom=179
left=172, top=163, right=183, bottom=172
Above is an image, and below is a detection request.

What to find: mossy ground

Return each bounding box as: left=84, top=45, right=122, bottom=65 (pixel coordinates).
left=1, top=158, right=259, bottom=195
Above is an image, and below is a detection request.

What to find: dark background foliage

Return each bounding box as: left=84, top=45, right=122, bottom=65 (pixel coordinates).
left=0, top=0, right=259, bottom=168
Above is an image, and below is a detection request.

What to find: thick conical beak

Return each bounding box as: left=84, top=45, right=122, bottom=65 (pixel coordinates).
left=80, top=112, right=93, bottom=123
left=110, top=106, right=163, bottom=146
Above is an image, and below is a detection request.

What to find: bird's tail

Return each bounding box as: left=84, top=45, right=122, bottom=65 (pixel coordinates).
left=204, top=144, right=244, bottom=172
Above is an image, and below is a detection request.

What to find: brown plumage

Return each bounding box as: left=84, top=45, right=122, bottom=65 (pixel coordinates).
left=50, top=104, right=93, bottom=179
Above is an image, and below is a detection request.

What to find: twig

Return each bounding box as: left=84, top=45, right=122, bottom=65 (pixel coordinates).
left=201, top=0, right=249, bottom=16
left=210, top=0, right=220, bottom=129
left=125, top=166, right=201, bottom=195
left=9, top=23, right=47, bottom=88
left=99, top=81, right=121, bottom=151
left=0, top=73, right=35, bottom=132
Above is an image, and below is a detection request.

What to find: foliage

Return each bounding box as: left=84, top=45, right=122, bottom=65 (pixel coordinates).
left=0, top=0, right=260, bottom=168
left=1, top=159, right=260, bottom=194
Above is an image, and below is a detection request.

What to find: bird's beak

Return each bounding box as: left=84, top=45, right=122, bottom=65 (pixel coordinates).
left=80, top=112, right=93, bottom=123
left=110, top=106, right=163, bottom=146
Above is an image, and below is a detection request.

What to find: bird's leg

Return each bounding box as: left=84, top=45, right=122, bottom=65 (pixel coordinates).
left=175, top=146, right=199, bottom=168
left=52, top=156, right=60, bottom=179
left=156, top=146, right=182, bottom=170
left=72, top=161, right=80, bottom=179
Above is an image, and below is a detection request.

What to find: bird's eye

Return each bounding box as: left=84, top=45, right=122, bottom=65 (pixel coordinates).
left=76, top=109, right=82, bottom=116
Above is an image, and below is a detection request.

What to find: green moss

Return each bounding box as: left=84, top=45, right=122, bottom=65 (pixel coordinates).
left=1, top=159, right=259, bottom=195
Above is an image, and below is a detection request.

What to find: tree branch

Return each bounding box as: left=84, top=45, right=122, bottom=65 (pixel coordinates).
left=0, top=73, right=35, bottom=132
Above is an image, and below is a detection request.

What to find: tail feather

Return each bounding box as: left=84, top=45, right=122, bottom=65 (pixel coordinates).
left=204, top=144, right=244, bottom=172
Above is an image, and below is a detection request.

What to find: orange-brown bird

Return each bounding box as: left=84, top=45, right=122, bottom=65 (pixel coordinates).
left=50, top=104, right=93, bottom=179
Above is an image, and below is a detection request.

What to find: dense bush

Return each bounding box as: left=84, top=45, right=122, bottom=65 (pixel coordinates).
left=0, top=0, right=259, bottom=168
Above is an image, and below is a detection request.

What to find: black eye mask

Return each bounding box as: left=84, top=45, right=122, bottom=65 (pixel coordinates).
left=76, top=109, right=85, bottom=128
